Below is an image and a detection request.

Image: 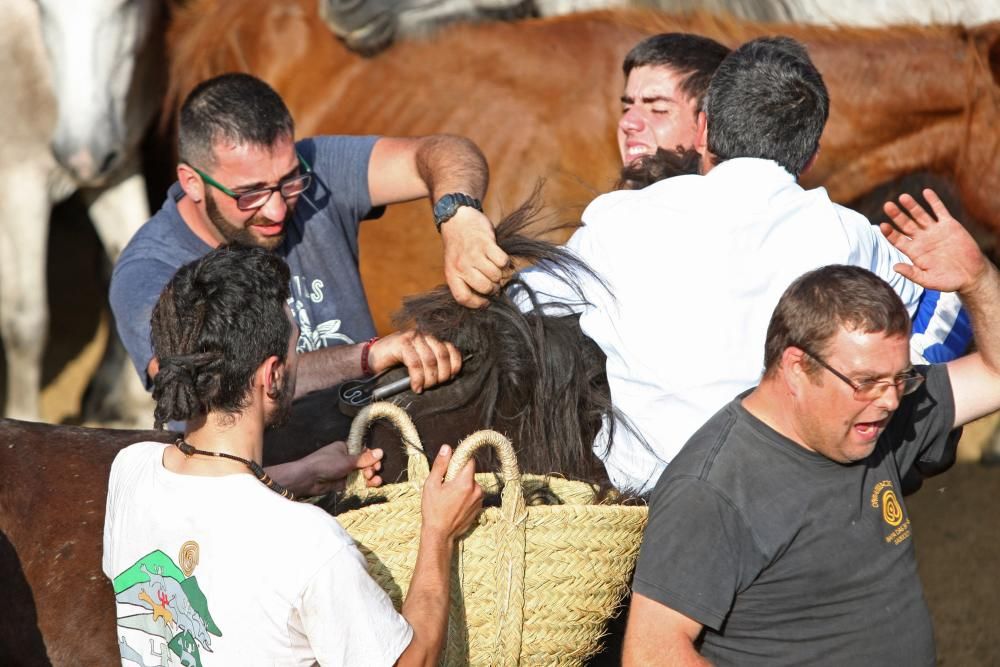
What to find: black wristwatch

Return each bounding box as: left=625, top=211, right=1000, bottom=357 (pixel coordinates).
left=432, top=193, right=483, bottom=232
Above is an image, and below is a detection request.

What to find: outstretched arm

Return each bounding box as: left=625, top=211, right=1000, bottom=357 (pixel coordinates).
left=881, top=189, right=1000, bottom=428
left=268, top=333, right=461, bottom=497
left=293, top=330, right=462, bottom=397
left=367, top=135, right=511, bottom=308
left=265, top=442, right=384, bottom=498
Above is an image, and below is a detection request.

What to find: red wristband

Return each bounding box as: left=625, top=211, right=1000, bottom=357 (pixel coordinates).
left=360, top=337, right=379, bottom=377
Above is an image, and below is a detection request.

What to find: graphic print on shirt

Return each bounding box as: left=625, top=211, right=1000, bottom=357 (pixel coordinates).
left=870, top=480, right=911, bottom=545
left=288, top=274, right=354, bottom=352
left=112, top=545, right=221, bottom=667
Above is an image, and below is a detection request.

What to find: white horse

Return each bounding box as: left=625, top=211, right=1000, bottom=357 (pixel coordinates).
left=320, top=0, right=1000, bottom=54
left=0, top=0, right=162, bottom=425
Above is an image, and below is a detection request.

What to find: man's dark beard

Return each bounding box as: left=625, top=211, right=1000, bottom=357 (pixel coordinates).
left=265, top=376, right=295, bottom=431
left=205, top=191, right=287, bottom=251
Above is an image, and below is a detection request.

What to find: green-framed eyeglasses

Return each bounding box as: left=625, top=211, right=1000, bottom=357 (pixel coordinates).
left=797, top=344, right=925, bottom=401
left=192, top=152, right=312, bottom=211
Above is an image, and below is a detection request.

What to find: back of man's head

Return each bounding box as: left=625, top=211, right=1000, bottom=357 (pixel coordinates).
left=762, top=265, right=910, bottom=379
left=623, top=33, right=731, bottom=111
left=178, top=72, right=295, bottom=168
left=704, top=36, right=829, bottom=176
left=151, top=245, right=292, bottom=428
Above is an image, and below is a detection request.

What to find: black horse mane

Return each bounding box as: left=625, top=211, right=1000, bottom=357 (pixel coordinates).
left=387, top=195, right=633, bottom=488
left=616, top=147, right=701, bottom=190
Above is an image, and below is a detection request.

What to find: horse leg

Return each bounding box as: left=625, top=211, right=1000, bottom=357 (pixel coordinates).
left=320, top=0, right=397, bottom=55
left=81, top=302, right=154, bottom=427
left=80, top=168, right=154, bottom=427
left=0, top=531, right=49, bottom=665
left=0, top=166, right=51, bottom=421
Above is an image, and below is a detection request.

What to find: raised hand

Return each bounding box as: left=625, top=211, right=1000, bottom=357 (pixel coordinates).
left=880, top=188, right=987, bottom=294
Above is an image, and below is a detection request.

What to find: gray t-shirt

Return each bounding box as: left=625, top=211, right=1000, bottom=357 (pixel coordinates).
left=633, top=364, right=959, bottom=666
left=110, top=135, right=379, bottom=387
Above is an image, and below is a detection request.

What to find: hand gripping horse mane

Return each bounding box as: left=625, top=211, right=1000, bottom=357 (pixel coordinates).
left=0, top=0, right=165, bottom=425
left=361, top=197, right=635, bottom=489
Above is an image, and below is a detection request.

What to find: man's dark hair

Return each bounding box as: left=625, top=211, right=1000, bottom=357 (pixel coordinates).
left=151, top=245, right=292, bottom=428
left=704, top=36, right=829, bottom=176
left=763, top=265, right=911, bottom=378
left=622, top=33, right=731, bottom=111
left=178, top=73, right=295, bottom=168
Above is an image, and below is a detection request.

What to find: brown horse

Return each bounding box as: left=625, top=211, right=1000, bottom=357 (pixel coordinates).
left=0, top=419, right=172, bottom=665
left=163, top=2, right=1000, bottom=332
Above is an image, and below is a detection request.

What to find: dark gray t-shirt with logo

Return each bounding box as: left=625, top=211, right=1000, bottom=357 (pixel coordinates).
left=111, top=135, right=379, bottom=387
left=633, top=364, right=958, bottom=666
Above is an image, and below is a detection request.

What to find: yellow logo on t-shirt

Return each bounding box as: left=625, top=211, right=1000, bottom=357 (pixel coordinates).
left=870, top=480, right=911, bottom=544
left=179, top=540, right=200, bottom=577
left=881, top=489, right=903, bottom=527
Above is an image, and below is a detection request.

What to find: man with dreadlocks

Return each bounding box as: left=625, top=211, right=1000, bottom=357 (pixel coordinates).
left=102, top=245, right=482, bottom=666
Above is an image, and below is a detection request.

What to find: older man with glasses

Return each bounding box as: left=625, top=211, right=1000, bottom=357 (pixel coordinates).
left=622, top=191, right=1000, bottom=666
left=110, top=72, right=506, bottom=497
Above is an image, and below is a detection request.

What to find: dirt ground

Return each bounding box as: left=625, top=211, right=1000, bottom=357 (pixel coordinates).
left=2, top=197, right=999, bottom=665
left=909, top=455, right=1000, bottom=665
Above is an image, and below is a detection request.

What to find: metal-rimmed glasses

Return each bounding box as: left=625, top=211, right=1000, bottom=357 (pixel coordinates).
left=192, top=152, right=312, bottom=211
left=797, top=344, right=925, bottom=401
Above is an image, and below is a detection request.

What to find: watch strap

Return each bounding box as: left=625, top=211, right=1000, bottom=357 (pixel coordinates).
left=433, top=192, right=483, bottom=232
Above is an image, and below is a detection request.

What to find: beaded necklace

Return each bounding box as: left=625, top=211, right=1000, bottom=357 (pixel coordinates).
left=174, top=437, right=297, bottom=501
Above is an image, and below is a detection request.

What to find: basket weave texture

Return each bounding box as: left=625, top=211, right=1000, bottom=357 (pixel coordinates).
left=336, top=402, right=648, bottom=666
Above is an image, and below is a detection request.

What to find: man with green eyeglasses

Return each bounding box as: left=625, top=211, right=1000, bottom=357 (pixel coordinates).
left=110, top=73, right=506, bottom=497
left=622, top=190, right=1000, bottom=665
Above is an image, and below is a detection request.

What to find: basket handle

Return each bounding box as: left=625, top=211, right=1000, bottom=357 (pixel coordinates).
left=344, top=402, right=429, bottom=496
left=443, top=430, right=516, bottom=480
left=445, top=430, right=526, bottom=525
left=443, top=429, right=528, bottom=663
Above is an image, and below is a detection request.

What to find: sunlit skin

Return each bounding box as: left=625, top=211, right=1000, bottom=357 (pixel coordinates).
left=617, top=65, right=701, bottom=165
left=785, top=328, right=912, bottom=463
left=188, top=136, right=302, bottom=251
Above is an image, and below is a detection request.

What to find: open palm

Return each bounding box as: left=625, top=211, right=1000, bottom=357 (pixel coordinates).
left=880, top=188, right=987, bottom=293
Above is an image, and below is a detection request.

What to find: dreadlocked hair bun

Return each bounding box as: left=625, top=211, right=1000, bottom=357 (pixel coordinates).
left=152, top=351, right=223, bottom=429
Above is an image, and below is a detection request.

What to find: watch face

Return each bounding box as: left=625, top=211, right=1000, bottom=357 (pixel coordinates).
left=434, top=195, right=459, bottom=221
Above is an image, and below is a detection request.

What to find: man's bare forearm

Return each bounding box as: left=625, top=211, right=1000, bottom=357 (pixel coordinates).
left=396, top=528, right=455, bottom=667
left=415, top=135, right=488, bottom=201
left=947, top=261, right=1000, bottom=427
left=262, top=459, right=312, bottom=496
left=293, top=344, right=365, bottom=397
left=960, top=263, right=1000, bottom=372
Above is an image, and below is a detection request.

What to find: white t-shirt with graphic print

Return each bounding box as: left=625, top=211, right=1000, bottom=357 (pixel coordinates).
left=103, top=441, right=411, bottom=666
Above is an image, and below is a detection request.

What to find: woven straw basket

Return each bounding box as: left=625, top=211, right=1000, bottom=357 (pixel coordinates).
left=336, top=402, right=648, bottom=666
